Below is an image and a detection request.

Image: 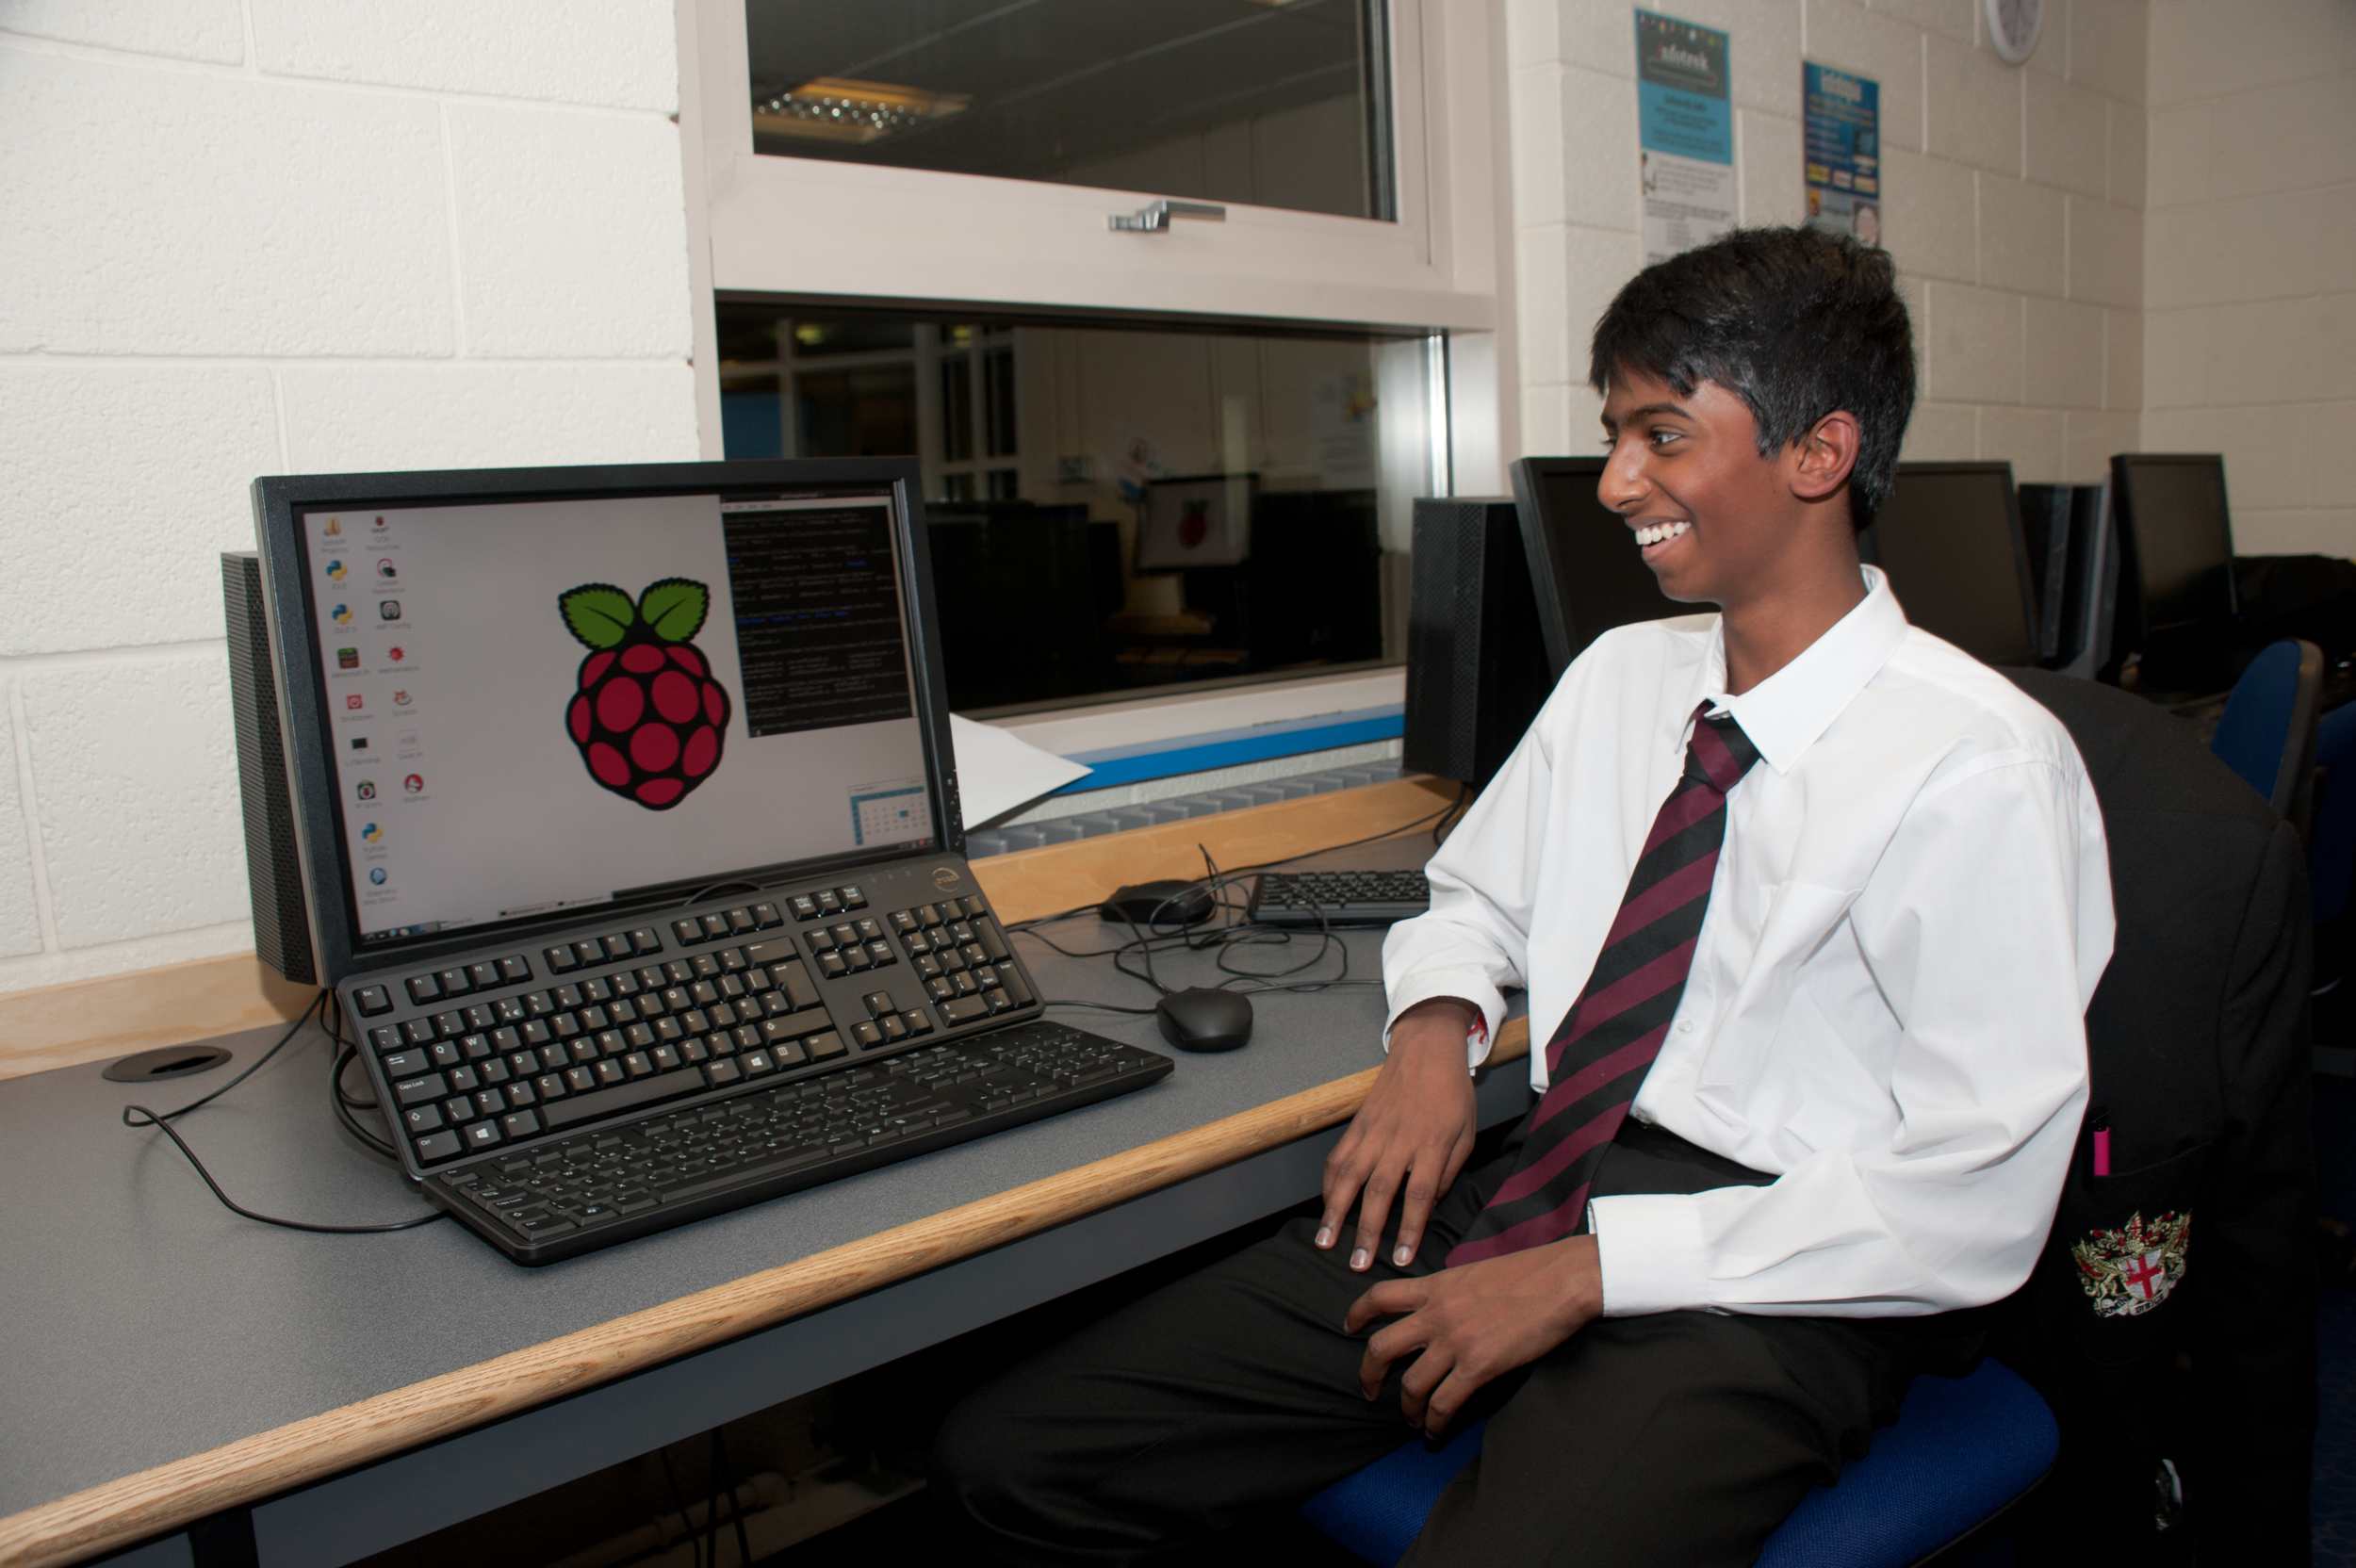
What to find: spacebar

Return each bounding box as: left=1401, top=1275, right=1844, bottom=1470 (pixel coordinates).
left=542, top=1071, right=703, bottom=1130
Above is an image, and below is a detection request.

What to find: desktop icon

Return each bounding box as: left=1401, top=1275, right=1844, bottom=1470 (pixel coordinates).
left=368, top=867, right=388, bottom=886
left=377, top=559, right=398, bottom=581
left=356, top=780, right=377, bottom=801
left=361, top=822, right=382, bottom=844
left=336, top=647, right=359, bottom=670
left=403, top=773, right=424, bottom=794
left=393, top=690, right=412, bottom=707
left=372, top=514, right=388, bottom=531
left=323, top=517, right=343, bottom=538
left=559, top=578, right=732, bottom=812
left=351, top=735, right=369, bottom=751
left=345, top=694, right=364, bottom=711
left=325, top=559, right=347, bottom=582
left=386, top=645, right=406, bottom=662
left=331, top=603, right=352, bottom=627
left=380, top=600, right=402, bottom=621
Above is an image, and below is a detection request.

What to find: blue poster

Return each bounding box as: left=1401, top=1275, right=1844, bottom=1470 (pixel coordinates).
left=1804, top=62, right=1882, bottom=248
left=1635, top=11, right=1736, bottom=264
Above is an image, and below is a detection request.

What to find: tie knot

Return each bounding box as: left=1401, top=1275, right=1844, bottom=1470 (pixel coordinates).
left=1684, top=704, right=1762, bottom=793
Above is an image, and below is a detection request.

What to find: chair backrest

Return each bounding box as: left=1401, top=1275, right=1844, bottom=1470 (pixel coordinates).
left=2209, top=637, right=2324, bottom=822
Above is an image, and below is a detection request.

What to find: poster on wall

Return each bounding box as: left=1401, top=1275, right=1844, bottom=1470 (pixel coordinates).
left=1803, top=62, right=1882, bottom=248
left=1634, top=11, right=1737, bottom=265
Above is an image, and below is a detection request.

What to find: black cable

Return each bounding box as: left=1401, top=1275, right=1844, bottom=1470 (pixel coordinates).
left=120, top=989, right=446, bottom=1234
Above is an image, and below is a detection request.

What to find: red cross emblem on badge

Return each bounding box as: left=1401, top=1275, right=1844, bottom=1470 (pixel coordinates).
left=2119, top=1250, right=2167, bottom=1300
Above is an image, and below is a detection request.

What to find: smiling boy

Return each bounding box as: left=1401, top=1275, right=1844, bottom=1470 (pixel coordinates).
left=935, top=226, right=2113, bottom=1564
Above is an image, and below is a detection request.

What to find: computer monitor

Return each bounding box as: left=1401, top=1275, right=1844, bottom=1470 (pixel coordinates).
left=1137, top=473, right=1254, bottom=570
left=2018, top=481, right=2119, bottom=678
left=1506, top=457, right=1687, bottom=677
left=924, top=500, right=1108, bottom=709
left=2108, top=453, right=2239, bottom=659
left=1858, top=462, right=2041, bottom=667
left=250, top=460, right=957, bottom=985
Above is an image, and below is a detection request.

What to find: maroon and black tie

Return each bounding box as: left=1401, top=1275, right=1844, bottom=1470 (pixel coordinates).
left=1447, top=704, right=1762, bottom=1266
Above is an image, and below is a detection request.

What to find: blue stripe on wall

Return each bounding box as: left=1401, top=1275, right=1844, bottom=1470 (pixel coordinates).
left=1055, top=707, right=1404, bottom=792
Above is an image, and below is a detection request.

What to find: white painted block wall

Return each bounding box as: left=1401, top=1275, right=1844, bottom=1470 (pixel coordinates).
left=2142, top=0, right=2356, bottom=559
left=0, top=2, right=702, bottom=993
left=1503, top=0, right=2149, bottom=486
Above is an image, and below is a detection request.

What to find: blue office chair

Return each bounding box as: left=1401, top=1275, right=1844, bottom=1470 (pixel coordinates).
left=2209, top=638, right=2324, bottom=831
left=1300, top=1357, right=2056, bottom=1566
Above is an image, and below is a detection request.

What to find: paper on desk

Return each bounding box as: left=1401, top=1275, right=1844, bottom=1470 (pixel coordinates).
left=949, top=713, right=1092, bottom=829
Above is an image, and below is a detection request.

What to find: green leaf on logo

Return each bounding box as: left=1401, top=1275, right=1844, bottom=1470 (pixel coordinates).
left=560, top=584, right=636, bottom=649
left=639, top=578, right=710, bottom=643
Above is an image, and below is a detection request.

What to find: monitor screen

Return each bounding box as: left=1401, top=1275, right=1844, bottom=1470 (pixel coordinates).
left=1862, top=463, right=2040, bottom=666
left=2111, top=454, right=2236, bottom=636
left=1507, top=458, right=1688, bottom=677
left=265, top=467, right=943, bottom=963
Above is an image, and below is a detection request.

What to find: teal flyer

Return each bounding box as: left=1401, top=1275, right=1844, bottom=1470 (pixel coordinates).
left=1635, top=12, right=1737, bottom=263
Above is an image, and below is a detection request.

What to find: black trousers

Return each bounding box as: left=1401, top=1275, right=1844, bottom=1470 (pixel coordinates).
left=932, top=1119, right=1982, bottom=1566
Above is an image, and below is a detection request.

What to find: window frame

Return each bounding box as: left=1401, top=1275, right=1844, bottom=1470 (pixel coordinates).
left=679, top=0, right=1511, bottom=772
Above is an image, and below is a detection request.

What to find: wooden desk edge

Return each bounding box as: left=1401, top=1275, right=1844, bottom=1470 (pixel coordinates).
left=0, top=775, right=1516, bottom=1566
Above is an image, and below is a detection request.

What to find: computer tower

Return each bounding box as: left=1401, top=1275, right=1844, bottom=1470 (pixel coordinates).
left=222, top=550, right=317, bottom=984
left=1402, top=498, right=1554, bottom=791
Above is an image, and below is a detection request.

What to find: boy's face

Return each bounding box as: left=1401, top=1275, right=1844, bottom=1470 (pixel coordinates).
left=1597, top=367, right=1792, bottom=609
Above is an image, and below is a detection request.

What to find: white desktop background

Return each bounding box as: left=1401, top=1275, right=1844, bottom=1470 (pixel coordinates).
left=301, top=493, right=930, bottom=941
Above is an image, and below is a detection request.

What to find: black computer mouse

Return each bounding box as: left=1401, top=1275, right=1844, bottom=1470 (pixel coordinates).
left=1154, top=988, right=1253, bottom=1054
left=1100, top=878, right=1217, bottom=927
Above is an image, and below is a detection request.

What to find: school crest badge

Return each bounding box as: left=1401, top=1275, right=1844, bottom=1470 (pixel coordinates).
left=2070, top=1210, right=2191, bottom=1318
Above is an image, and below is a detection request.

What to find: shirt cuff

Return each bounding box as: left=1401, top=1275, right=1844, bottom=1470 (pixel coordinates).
left=1382, top=970, right=1505, bottom=1070
left=1588, top=1190, right=1708, bottom=1316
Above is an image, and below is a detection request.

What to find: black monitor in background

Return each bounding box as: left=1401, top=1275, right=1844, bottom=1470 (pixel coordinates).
left=2018, top=481, right=2119, bottom=678
left=1506, top=457, right=1688, bottom=677
left=2108, top=454, right=2239, bottom=684
left=924, top=500, right=1111, bottom=709
left=1858, top=462, right=2041, bottom=667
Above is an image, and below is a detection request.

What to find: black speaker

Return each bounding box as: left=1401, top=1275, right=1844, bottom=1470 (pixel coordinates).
left=1402, top=497, right=1554, bottom=791
left=223, top=550, right=317, bottom=984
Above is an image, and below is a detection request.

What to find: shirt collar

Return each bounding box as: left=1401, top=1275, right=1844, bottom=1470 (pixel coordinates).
left=1685, top=566, right=1909, bottom=775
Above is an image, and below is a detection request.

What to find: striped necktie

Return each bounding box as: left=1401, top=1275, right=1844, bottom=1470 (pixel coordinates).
left=1447, top=704, right=1762, bottom=1266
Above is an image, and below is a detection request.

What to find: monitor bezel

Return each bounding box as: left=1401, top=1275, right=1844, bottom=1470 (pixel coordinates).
left=2107, top=451, right=2239, bottom=643
left=251, top=458, right=960, bottom=987
left=1863, top=460, right=2043, bottom=668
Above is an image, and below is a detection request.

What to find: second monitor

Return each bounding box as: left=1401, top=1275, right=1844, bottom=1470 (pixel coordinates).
left=1859, top=462, right=2042, bottom=668
left=1508, top=457, right=1687, bottom=677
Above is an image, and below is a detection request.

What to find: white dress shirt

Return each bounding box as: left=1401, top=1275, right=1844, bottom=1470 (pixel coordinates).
left=1383, top=567, right=2113, bottom=1319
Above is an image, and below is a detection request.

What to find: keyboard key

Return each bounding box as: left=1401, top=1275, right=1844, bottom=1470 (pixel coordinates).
left=499, top=956, right=532, bottom=983
left=395, top=1073, right=447, bottom=1106
left=469, top=961, right=500, bottom=988
left=789, top=894, right=819, bottom=921
left=402, top=1104, right=445, bottom=1135
left=630, top=927, right=662, bottom=956
left=353, top=985, right=394, bottom=1017
left=405, top=974, right=442, bottom=1005
left=573, top=941, right=603, bottom=967
left=514, top=1212, right=577, bottom=1239
left=938, top=995, right=990, bottom=1025
left=603, top=935, right=632, bottom=962
left=751, top=903, right=782, bottom=929
left=807, top=1030, right=847, bottom=1061
left=381, top=1048, right=428, bottom=1079
left=816, top=890, right=843, bottom=915
left=818, top=953, right=848, bottom=979
left=851, top=1021, right=884, bottom=1050
left=866, top=940, right=895, bottom=966
left=673, top=919, right=703, bottom=946
left=705, top=1059, right=743, bottom=1087
left=701, top=915, right=729, bottom=940
left=415, top=1130, right=462, bottom=1163
left=464, top=1120, right=503, bottom=1150
left=547, top=946, right=579, bottom=973
left=541, top=1068, right=706, bottom=1129
left=901, top=1010, right=932, bottom=1037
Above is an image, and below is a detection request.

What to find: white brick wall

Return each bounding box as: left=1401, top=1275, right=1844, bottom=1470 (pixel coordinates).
left=1508, top=0, right=2148, bottom=490
left=0, top=4, right=698, bottom=995
left=2142, top=0, right=2356, bottom=557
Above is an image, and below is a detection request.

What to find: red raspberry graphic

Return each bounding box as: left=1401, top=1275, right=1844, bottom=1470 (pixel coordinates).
left=558, top=578, right=731, bottom=810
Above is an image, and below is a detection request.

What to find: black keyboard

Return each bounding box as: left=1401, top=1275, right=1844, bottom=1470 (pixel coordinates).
left=338, top=856, right=1172, bottom=1263
left=433, top=1021, right=1170, bottom=1263
left=1247, top=870, right=1431, bottom=927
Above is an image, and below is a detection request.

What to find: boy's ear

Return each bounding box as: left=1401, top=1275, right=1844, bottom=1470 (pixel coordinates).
left=1789, top=410, right=1862, bottom=506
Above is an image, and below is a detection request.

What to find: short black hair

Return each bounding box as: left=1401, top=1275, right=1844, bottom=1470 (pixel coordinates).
left=1588, top=226, right=1914, bottom=529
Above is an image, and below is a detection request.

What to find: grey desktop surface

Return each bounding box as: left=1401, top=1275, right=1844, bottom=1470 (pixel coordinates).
left=0, top=907, right=1493, bottom=1527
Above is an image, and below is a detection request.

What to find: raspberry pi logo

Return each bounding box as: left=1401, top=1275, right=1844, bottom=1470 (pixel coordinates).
left=559, top=579, right=731, bottom=811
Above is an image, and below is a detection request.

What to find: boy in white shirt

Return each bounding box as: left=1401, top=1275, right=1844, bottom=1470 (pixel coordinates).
left=936, top=225, right=2111, bottom=1565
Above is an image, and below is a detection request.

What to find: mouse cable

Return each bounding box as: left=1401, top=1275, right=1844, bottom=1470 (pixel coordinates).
left=122, top=990, right=445, bottom=1234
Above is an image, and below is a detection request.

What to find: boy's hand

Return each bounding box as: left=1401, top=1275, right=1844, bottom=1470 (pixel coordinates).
left=1346, top=1235, right=1603, bottom=1436
left=1316, top=999, right=1479, bottom=1270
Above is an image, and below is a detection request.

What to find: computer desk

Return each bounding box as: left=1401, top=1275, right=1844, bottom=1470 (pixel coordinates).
left=0, top=779, right=1534, bottom=1568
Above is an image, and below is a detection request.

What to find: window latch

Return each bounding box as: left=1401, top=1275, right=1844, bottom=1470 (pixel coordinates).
left=1108, top=199, right=1227, bottom=234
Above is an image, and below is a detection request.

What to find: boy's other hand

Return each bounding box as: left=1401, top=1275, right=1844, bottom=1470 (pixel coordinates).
left=1346, top=1235, right=1603, bottom=1437
left=1317, top=998, right=1479, bottom=1271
